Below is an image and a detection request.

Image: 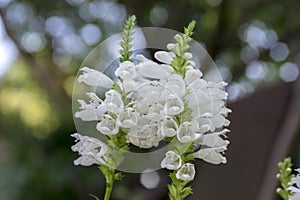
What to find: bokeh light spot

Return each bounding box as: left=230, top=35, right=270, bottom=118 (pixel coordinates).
left=245, top=61, right=266, bottom=80
left=6, top=3, right=33, bottom=25
left=279, top=62, right=299, bottom=82
left=269, top=42, right=289, bottom=62
left=140, top=170, right=160, bottom=189
left=150, top=4, right=169, bottom=26
left=20, top=32, right=45, bottom=53
left=45, top=16, right=73, bottom=38
left=80, top=24, right=102, bottom=46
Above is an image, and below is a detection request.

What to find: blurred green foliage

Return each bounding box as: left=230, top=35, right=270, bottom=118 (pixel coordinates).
left=0, top=0, right=300, bottom=199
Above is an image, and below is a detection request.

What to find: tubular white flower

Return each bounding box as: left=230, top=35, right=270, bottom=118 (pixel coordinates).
left=154, top=51, right=175, bottom=64
left=160, top=116, right=178, bottom=137
left=177, top=122, right=196, bottom=143
left=148, top=102, right=164, bottom=114
left=164, top=74, right=185, bottom=97
left=117, top=108, right=139, bottom=128
left=161, top=150, right=182, bottom=170
left=96, top=114, right=119, bottom=135
left=137, top=81, right=165, bottom=100
left=126, top=125, right=163, bottom=148
left=209, top=107, right=232, bottom=131
left=192, top=146, right=227, bottom=164
left=207, top=86, right=228, bottom=100
left=176, top=163, right=195, bottom=181
left=184, top=69, right=203, bottom=85
left=192, top=113, right=212, bottom=133
left=78, top=67, right=113, bottom=88
left=115, top=61, right=136, bottom=80
left=103, top=90, right=124, bottom=114
left=71, top=133, right=107, bottom=166
left=122, top=79, right=139, bottom=92
left=75, top=93, right=106, bottom=121
left=195, top=129, right=230, bottom=147
left=136, top=54, right=172, bottom=79
left=187, top=78, right=208, bottom=91
left=164, top=95, right=184, bottom=115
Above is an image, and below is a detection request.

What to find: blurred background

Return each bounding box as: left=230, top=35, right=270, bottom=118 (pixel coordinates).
left=0, top=0, right=300, bottom=199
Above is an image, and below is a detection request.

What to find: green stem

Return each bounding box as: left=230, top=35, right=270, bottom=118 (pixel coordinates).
left=104, top=168, right=115, bottom=200
left=104, top=179, right=114, bottom=200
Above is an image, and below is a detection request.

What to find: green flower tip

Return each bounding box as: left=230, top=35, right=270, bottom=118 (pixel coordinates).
left=119, top=15, right=137, bottom=62
left=184, top=20, right=196, bottom=37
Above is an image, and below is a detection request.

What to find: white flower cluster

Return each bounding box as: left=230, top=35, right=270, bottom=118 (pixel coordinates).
left=71, top=133, right=107, bottom=166
left=72, top=43, right=231, bottom=180
left=288, top=169, right=300, bottom=200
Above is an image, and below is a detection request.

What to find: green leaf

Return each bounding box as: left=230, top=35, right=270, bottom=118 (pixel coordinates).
left=180, top=186, right=193, bottom=198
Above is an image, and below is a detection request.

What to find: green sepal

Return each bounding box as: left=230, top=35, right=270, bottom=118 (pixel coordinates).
left=114, top=172, right=124, bottom=181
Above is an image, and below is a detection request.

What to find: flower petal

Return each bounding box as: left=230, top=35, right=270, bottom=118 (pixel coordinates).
left=177, top=122, right=196, bottom=143
left=176, top=163, right=195, bottom=181
left=96, top=115, right=119, bottom=135
left=136, top=54, right=172, bottom=79
left=161, top=150, right=182, bottom=170
left=154, top=51, right=174, bottom=64
left=193, top=146, right=227, bottom=164
left=115, top=61, right=136, bottom=80
left=78, top=67, right=113, bottom=88
left=164, top=95, right=184, bottom=115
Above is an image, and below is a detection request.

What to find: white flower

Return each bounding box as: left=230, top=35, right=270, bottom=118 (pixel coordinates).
left=126, top=125, right=163, bottom=148
left=161, top=150, right=182, bottom=170
left=154, top=50, right=175, bottom=64
left=78, top=67, right=113, bottom=88
left=187, top=78, right=208, bottom=91
left=177, top=122, right=195, bottom=143
left=96, top=114, right=119, bottom=135
left=160, top=116, right=178, bottom=137
left=71, top=133, right=107, bottom=166
left=117, top=108, right=139, bottom=128
left=209, top=107, right=231, bottom=131
left=192, top=146, right=227, bottom=164
left=103, top=90, right=124, bottom=114
left=288, top=172, right=300, bottom=200
left=195, top=129, right=230, bottom=148
left=164, top=74, right=185, bottom=97
left=122, top=79, right=139, bottom=92
left=115, top=61, right=136, bottom=80
left=75, top=93, right=106, bottom=121
left=137, top=81, right=165, bottom=100
left=207, top=81, right=228, bottom=100
left=164, top=95, right=184, bottom=115
left=192, top=113, right=212, bottom=133
left=176, top=163, right=195, bottom=181
left=184, top=69, right=202, bottom=85
left=136, top=54, right=173, bottom=79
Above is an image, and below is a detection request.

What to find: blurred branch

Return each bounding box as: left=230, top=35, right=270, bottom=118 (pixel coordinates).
left=0, top=9, right=71, bottom=111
